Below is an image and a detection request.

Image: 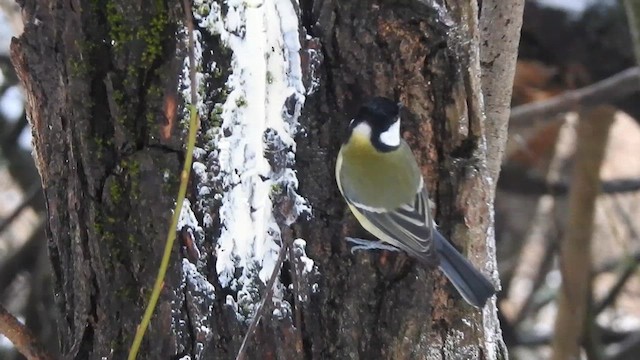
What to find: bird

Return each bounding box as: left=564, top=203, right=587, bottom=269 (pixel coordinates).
left=335, top=96, right=496, bottom=308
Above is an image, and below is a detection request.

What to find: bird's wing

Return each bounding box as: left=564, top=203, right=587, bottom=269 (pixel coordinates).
left=349, top=187, right=437, bottom=264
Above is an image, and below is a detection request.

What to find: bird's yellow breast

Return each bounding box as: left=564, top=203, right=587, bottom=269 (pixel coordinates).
left=337, top=134, right=421, bottom=209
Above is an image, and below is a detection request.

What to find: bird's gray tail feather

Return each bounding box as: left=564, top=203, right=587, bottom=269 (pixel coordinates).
left=434, top=229, right=496, bottom=308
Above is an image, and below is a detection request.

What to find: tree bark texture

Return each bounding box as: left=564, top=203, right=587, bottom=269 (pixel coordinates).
left=11, top=0, right=504, bottom=359
left=479, top=0, right=525, bottom=194
left=12, top=1, right=184, bottom=358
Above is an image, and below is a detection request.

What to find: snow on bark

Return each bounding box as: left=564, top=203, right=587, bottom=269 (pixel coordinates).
left=178, top=0, right=313, bottom=324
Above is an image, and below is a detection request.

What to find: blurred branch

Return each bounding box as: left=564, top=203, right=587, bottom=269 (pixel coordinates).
left=597, top=251, right=640, bottom=274
left=0, top=0, right=22, bottom=35
left=0, top=303, right=52, bottom=360
left=511, top=237, right=557, bottom=326
left=0, top=53, right=19, bottom=89
left=608, top=331, right=640, bottom=360
left=1, top=114, right=27, bottom=148
left=624, top=0, right=640, bottom=70
left=603, top=12, right=640, bottom=359
left=0, top=114, right=43, bottom=208
left=498, top=167, right=640, bottom=196
left=594, top=197, right=640, bottom=315
left=552, top=106, right=615, bottom=360
left=594, top=261, right=637, bottom=315
left=518, top=327, right=633, bottom=347
left=501, top=118, right=570, bottom=318
left=0, top=221, right=43, bottom=294
left=510, top=67, right=640, bottom=125
left=0, top=183, right=39, bottom=234
left=0, top=53, right=42, bottom=207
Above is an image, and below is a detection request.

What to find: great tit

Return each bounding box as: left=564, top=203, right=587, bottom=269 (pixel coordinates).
left=335, top=97, right=496, bottom=308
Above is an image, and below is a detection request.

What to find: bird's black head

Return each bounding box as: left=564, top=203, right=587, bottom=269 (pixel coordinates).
left=348, top=97, right=402, bottom=152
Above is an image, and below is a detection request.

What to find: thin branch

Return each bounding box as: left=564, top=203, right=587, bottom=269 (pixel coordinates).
left=510, top=67, right=640, bottom=125
left=594, top=197, right=640, bottom=315
left=0, top=304, right=52, bottom=360
left=235, top=239, right=290, bottom=360
left=594, top=262, right=637, bottom=315
left=596, top=251, right=640, bottom=274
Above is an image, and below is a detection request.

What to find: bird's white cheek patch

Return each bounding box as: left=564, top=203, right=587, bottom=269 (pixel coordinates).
left=352, top=122, right=372, bottom=138
left=380, top=120, right=400, bottom=147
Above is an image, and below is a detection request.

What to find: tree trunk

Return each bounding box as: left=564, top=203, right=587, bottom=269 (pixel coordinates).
left=11, top=0, right=506, bottom=359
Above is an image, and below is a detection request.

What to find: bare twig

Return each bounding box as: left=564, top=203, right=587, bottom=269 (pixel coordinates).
left=0, top=304, right=52, bottom=360
left=510, top=67, right=640, bottom=125
left=595, top=262, right=637, bottom=315
left=552, top=106, right=615, bottom=360
left=235, top=240, right=290, bottom=360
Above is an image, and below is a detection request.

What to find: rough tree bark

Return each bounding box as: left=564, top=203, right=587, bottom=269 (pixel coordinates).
left=11, top=0, right=508, bottom=359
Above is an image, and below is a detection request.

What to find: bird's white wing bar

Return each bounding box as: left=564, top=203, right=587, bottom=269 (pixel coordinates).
left=350, top=189, right=437, bottom=264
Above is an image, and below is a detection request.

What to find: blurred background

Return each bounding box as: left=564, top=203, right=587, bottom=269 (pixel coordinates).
left=2, top=0, right=640, bottom=359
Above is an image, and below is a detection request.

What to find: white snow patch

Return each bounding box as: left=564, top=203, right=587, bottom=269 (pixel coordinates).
left=182, top=259, right=216, bottom=299
left=192, top=161, right=207, bottom=181
left=177, top=198, right=199, bottom=230
left=184, top=0, right=313, bottom=320
left=203, top=213, right=213, bottom=228
left=181, top=259, right=215, bottom=351
left=293, top=238, right=314, bottom=273
left=192, top=146, right=207, bottom=160
left=272, top=308, right=282, bottom=318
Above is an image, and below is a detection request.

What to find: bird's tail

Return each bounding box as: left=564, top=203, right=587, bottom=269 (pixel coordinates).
left=434, top=229, right=496, bottom=308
